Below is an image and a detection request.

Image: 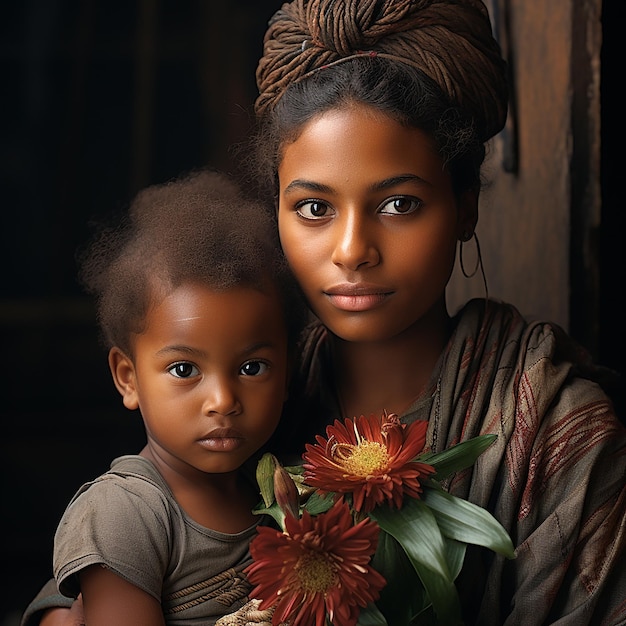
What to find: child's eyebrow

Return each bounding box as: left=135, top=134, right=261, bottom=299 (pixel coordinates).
left=155, top=341, right=278, bottom=359
left=156, top=345, right=202, bottom=357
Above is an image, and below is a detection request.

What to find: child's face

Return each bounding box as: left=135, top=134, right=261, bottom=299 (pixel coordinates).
left=115, top=282, right=289, bottom=475
left=277, top=103, right=476, bottom=343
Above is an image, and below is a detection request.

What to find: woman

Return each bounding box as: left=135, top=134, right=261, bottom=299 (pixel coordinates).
left=245, top=0, right=625, bottom=623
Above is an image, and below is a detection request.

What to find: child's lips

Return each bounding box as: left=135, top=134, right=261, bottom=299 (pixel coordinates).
left=198, top=427, right=244, bottom=451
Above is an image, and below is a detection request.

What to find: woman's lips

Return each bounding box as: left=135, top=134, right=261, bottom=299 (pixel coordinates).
left=324, top=284, right=392, bottom=312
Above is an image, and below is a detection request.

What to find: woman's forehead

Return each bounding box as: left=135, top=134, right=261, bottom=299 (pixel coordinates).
left=278, top=105, right=445, bottom=192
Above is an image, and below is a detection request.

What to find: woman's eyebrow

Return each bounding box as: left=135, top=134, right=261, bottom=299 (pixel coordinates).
left=283, top=174, right=431, bottom=196
left=282, top=179, right=334, bottom=195
left=371, top=174, right=431, bottom=191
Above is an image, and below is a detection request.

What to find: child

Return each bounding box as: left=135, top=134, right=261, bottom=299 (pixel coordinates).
left=51, top=169, right=306, bottom=626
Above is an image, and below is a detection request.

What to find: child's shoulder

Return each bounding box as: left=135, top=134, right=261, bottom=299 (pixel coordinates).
left=66, top=454, right=174, bottom=516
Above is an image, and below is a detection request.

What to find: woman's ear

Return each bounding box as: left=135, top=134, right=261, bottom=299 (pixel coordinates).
left=108, top=347, right=139, bottom=410
left=457, top=187, right=479, bottom=241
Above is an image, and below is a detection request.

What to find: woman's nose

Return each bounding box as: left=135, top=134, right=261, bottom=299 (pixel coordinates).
left=202, top=375, right=242, bottom=416
left=331, top=212, right=380, bottom=271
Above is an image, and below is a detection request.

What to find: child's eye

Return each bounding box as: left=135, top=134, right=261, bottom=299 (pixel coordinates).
left=167, top=362, right=199, bottom=379
left=296, top=200, right=334, bottom=220
left=379, top=196, right=422, bottom=215
left=240, top=361, right=269, bottom=377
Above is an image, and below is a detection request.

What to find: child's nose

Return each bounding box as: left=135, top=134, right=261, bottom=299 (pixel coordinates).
left=201, top=375, right=242, bottom=416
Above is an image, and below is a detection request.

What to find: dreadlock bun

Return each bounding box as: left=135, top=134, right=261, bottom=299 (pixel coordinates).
left=255, top=0, right=508, bottom=142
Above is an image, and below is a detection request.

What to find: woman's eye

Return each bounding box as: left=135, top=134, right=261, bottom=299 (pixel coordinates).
left=296, top=200, right=334, bottom=220
left=167, top=362, right=199, bottom=379
left=379, top=196, right=422, bottom=215
left=240, top=361, right=269, bottom=377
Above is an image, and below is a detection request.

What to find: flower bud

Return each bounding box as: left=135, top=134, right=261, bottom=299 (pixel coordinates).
left=274, top=464, right=300, bottom=519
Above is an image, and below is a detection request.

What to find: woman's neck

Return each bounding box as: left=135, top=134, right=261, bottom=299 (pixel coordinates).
left=330, top=303, right=452, bottom=420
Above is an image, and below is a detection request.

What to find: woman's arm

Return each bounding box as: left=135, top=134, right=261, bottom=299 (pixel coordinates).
left=39, top=602, right=83, bottom=626
left=20, top=579, right=75, bottom=626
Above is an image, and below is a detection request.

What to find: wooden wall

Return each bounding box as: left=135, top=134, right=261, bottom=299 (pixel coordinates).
left=448, top=0, right=600, bottom=343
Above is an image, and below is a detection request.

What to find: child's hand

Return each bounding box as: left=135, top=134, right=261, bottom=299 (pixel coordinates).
left=216, top=598, right=283, bottom=626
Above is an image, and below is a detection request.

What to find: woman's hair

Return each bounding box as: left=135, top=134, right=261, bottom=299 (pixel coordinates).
left=246, top=0, right=508, bottom=199
left=78, top=168, right=307, bottom=356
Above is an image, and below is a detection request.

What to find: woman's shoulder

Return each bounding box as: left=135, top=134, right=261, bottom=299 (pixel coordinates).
left=453, top=298, right=624, bottom=426
left=455, top=297, right=606, bottom=373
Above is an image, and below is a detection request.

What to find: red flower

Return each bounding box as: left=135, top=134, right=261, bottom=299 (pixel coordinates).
left=244, top=498, right=385, bottom=626
left=303, top=412, right=435, bottom=513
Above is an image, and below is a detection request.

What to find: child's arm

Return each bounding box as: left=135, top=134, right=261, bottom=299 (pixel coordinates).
left=79, top=565, right=165, bottom=626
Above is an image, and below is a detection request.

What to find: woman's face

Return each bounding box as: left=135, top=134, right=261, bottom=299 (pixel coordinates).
left=277, top=103, right=475, bottom=343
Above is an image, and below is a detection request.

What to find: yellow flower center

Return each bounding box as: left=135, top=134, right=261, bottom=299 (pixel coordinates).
left=333, top=440, right=389, bottom=477
left=296, top=551, right=338, bottom=593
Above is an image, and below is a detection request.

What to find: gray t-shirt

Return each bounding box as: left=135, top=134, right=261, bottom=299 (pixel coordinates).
left=54, top=455, right=266, bottom=625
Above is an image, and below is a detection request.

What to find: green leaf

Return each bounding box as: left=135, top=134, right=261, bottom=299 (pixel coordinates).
left=371, top=499, right=462, bottom=624
left=251, top=500, right=285, bottom=530
left=284, top=465, right=318, bottom=498
left=303, top=490, right=335, bottom=515
left=283, top=464, right=305, bottom=475
left=408, top=558, right=463, bottom=625
left=442, top=537, right=467, bottom=581
left=422, top=487, right=516, bottom=559
left=372, top=531, right=428, bottom=624
left=406, top=605, right=440, bottom=626
left=356, top=603, right=389, bottom=625
left=418, top=434, right=497, bottom=481
left=256, top=453, right=278, bottom=507
left=371, top=499, right=451, bottom=580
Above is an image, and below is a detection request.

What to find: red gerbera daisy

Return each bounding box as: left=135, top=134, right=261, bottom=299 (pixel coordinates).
left=244, top=498, right=385, bottom=626
left=302, top=412, right=435, bottom=513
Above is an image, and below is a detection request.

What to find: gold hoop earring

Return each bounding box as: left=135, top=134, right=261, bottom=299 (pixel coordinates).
left=459, top=232, right=489, bottom=300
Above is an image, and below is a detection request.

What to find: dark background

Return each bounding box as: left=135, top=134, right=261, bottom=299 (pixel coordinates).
left=0, top=1, right=621, bottom=624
